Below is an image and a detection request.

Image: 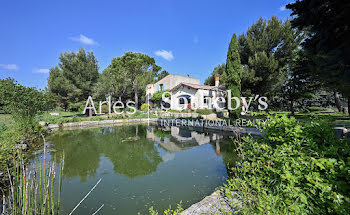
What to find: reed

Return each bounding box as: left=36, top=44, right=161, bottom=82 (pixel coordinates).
left=2, top=139, right=64, bottom=215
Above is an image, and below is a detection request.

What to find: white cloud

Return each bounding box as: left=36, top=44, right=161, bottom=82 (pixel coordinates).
left=0, top=64, right=19, bottom=70
left=69, top=34, right=98, bottom=45
left=154, top=50, right=174, bottom=61
left=279, top=5, right=286, bottom=11
left=33, top=68, right=50, bottom=74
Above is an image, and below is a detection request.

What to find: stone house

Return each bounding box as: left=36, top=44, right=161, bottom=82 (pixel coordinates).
left=146, top=74, right=226, bottom=110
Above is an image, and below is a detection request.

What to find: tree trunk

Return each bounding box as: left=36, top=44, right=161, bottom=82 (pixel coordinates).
left=135, top=88, right=138, bottom=110
left=290, top=99, right=295, bottom=115
left=334, top=92, right=343, bottom=112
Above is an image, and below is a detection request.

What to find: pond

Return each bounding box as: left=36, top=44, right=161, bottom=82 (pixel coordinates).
left=31, top=124, right=239, bottom=214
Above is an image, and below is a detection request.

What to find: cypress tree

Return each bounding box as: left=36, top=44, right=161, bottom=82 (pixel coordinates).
left=226, top=34, right=242, bottom=119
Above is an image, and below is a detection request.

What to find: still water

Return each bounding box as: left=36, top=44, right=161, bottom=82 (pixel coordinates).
left=32, top=124, right=239, bottom=214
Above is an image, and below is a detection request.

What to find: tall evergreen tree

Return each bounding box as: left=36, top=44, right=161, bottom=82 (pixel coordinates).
left=48, top=48, right=99, bottom=110
left=239, top=17, right=301, bottom=98
left=287, top=0, right=350, bottom=114
left=226, top=34, right=242, bottom=118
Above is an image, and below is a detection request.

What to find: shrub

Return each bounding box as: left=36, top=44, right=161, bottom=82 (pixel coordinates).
left=196, top=108, right=213, bottom=115
left=149, top=202, right=183, bottom=215
left=224, top=114, right=350, bottom=214
left=141, top=103, right=151, bottom=112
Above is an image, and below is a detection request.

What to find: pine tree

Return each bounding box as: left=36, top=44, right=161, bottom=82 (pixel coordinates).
left=226, top=34, right=242, bottom=119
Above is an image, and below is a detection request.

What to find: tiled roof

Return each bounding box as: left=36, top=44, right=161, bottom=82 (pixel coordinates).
left=170, top=82, right=218, bottom=91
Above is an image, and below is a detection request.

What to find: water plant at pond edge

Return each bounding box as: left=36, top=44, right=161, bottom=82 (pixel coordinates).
left=224, top=114, right=350, bottom=214
left=149, top=202, right=183, bottom=215
left=2, top=152, right=64, bottom=215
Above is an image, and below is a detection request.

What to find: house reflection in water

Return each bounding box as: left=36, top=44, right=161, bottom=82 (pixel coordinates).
left=146, top=126, right=223, bottom=154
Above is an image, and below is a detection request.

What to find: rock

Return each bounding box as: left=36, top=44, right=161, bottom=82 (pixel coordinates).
left=202, top=113, right=217, bottom=120
left=39, top=121, right=47, bottom=126
left=49, top=112, right=59, bottom=116
left=47, top=124, right=59, bottom=129
left=180, top=189, right=240, bottom=215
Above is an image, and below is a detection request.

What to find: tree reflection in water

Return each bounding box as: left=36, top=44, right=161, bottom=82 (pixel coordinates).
left=48, top=124, right=240, bottom=181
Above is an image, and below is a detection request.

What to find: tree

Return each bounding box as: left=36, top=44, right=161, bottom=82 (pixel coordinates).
left=157, top=70, right=169, bottom=81
left=204, top=64, right=227, bottom=86
left=0, top=79, right=45, bottom=132
left=287, top=0, right=350, bottom=114
left=151, top=90, right=169, bottom=107
left=282, top=50, right=320, bottom=114
left=0, top=78, right=16, bottom=113
left=48, top=48, right=99, bottom=111
left=239, top=17, right=302, bottom=97
left=97, top=52, right=161, bottom=108
left=226, top=34, right=242, bottom=119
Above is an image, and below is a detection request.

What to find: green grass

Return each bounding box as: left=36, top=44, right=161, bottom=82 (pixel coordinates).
left=36, top=110, right=158, bottom=124
left=249, top=110, right=350, bottom=128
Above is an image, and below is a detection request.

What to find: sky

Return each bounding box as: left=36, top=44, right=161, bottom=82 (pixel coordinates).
left=0, top=0, right=292, bottom=89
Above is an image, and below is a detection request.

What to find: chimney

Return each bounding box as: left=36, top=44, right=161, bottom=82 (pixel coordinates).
left=215, top=76, right=219, bottom=87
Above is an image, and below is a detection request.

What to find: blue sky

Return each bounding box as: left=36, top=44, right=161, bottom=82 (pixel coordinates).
left=0, top=0, right=291, bottom=89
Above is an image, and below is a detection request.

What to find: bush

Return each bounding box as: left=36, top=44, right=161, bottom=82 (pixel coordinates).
left=224, top=114, right=350, bottom=214
left=141, top=103, right=151, bottom=112
left=196, top=108, right=213, bottom=115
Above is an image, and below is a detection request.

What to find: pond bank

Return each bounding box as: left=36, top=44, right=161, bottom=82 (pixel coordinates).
left=46, top=118, right=262, bottom=136
left=180, top=189, right=241, bottom=215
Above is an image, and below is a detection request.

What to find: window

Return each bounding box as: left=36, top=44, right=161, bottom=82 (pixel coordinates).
left=179, top=97, right=185, bottom=104
left=160, top=84, right=164, bottom=91
left=179, top=95, right=191, bottom=105
left=204, top=97, right=208, bottom=104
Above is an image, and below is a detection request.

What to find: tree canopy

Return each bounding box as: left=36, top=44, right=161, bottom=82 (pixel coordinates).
left=204, top=64, right=227, bottom=86
left=239, top=16, right=302, bottom=97
left=96, top=52, right=161, bottom=108
left=226, top=33, right=242, bottom=118
left=48, top=48, right=99, bottom=111
left=286, top=0, right=350, bottom=98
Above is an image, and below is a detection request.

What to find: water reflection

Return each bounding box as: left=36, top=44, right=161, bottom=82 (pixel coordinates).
left=42, top=124, right=239, bottom=214
left=49, top=125, right=239, bottom=181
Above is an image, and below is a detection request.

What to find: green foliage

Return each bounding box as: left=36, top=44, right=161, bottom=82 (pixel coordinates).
left=149, top=202, right=183, bottom=215
left=152, top=90, right=170, bottom=107
left=306, top=106, right=331, bottom=113
left=0, top=78, right=16, bottom=113
left=1, top=79, right=46, bottom=134
left=141, top=103, right=151, bottom=112
left=226, top=33, right=242, bottom=119
left=157, top=70, right=169, bottom=81
left=224, top=115, right=350, bottom=214
left=282, top=49, right=320, bottom=114
left=196, top=108, right=213, bottom=115
left=239, top=17, right=301, bottom=97
left=96, top=52, right=161, bottom=108
left=204, top=63, right=227, bottom=86
left=0, top=127, right=21, bottom=175
left=287, top=0, right=350, bottom=98
left=48, top=48, right=99, bottom=110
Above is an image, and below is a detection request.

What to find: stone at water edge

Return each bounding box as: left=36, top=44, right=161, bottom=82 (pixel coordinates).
left=180, top=189, right=241, bottom=215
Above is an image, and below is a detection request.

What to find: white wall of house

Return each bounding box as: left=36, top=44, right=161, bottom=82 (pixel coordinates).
left=146, top=74, right=200, bottom=99
left=170, top=86, right=226, bottom=110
